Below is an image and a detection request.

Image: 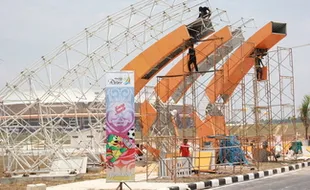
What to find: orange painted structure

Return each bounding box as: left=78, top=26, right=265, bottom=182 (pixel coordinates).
left=154, top=26, right=232, bottom=103
left=206, top=22, right=287, bottom=103
left=140, top=101, right=157, bottom=136
left=136, top=22, right=286, bottom=156
left=261, top=66, right=268, bottom=81
left=122, top=25, right=191, bottom=95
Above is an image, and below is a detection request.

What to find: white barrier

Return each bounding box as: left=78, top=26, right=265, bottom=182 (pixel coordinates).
left=26, top=184, right=46, bottom=190
left=159, top=157, right=192, bottom=178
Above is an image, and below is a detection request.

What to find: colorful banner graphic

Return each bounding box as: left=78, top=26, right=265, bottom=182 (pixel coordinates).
left=105, top=71, right=135, bottom=182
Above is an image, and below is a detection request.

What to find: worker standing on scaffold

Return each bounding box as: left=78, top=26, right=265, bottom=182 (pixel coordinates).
left=187, top=43, right=198, bottom=72
left=255, top=54, right=264, bottom=80
left=179, top=139, right=192, bottom=173
left=180, top=139, right=190, bottom=157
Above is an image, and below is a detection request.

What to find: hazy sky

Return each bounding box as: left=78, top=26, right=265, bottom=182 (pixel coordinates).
left=0, top=0, right=310, bottom=106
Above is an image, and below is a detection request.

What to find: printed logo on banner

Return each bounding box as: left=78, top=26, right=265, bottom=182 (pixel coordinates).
left=107, top=73, right=131, bottom=86
left=105, top=71, right=135, bottom=182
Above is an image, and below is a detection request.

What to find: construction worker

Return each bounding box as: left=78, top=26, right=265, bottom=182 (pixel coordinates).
left=255, top=54, right=264, bottom=80
left=187, top=43, right=198, bottom=72
left=198, top=6, right=211, bottom=19
left=180, top=139, right=190, bottom=157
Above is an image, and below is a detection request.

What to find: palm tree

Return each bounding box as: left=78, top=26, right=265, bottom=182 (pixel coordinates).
left=300, top=95, right=310, bottom=139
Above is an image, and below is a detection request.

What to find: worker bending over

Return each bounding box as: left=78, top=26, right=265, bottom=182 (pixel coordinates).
left=198, top=6, right=211, bottom=19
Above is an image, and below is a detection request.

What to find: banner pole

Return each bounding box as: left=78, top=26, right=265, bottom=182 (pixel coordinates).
left=116, top=182, right=132, bottom=190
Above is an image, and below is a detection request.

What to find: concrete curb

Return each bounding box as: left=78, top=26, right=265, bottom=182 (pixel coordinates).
left=157, top=161, right=310, bottom=190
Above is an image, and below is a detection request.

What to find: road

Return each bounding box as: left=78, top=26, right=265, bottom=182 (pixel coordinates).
left=212, top=167, right=310, bottom=190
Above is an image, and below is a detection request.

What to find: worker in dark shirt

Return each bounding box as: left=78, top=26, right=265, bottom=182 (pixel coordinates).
left=187, top=43, right=198, bottom=72
left=198, top=6, right=211, bottom=19
left=255, top=54, right=264, bottom=80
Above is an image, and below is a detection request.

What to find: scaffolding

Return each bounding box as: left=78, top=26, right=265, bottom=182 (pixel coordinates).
left=138, top=27, right=252, bottom=182
left=227, top=47, right=297, bottom=169
left=0, top=0, right=298, bottom=184
left=138, top=47, right=297, bottom=183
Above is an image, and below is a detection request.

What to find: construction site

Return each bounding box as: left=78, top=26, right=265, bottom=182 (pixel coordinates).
left=0, top=0, right=308, bottom=188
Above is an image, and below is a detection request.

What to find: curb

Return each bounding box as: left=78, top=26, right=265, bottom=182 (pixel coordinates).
left=158, top=161, right=310, bottom=190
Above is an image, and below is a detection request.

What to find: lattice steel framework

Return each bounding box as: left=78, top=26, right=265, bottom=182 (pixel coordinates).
left=0, top=0, right=234, bottom=175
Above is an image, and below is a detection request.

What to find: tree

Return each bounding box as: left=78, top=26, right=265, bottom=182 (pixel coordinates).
left=300, top=95, right=310, bottom=139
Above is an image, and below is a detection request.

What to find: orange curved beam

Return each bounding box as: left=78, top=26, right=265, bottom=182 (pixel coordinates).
left=140, top=100, right=157, bottom=136
left=195, top=113, right=227, bottom=146
left=155, top=26, right=232, bottom=103
left=170, top=29, right=245, bottom=103
left=195, top=113, right=215, bottom=146
left=122, top=25, right=191, bottom=95
left=206, top=21, right=287, bottom=103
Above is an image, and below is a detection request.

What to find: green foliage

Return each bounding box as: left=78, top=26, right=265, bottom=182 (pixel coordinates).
left=300, top=95, right=310, bottom=139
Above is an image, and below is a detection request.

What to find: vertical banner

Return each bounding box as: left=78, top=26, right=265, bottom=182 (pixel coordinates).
left=105, top=71, right=135, bottom=182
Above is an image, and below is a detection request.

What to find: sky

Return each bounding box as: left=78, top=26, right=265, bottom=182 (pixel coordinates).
left=0, top=0, right=310, bottom=107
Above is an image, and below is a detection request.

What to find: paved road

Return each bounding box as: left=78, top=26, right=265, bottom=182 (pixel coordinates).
left=212, top=167, right=310, bottom=190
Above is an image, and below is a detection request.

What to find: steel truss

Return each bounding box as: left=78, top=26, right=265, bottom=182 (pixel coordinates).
left=0, top=0, right=233, bottom=176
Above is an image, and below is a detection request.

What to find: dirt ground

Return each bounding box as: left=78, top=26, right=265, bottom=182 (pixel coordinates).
left=0, top=161, right=155, bottom=190
left=1, top=122, right=306, bottom=189
left=0, top=169, right=106, bottom=190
